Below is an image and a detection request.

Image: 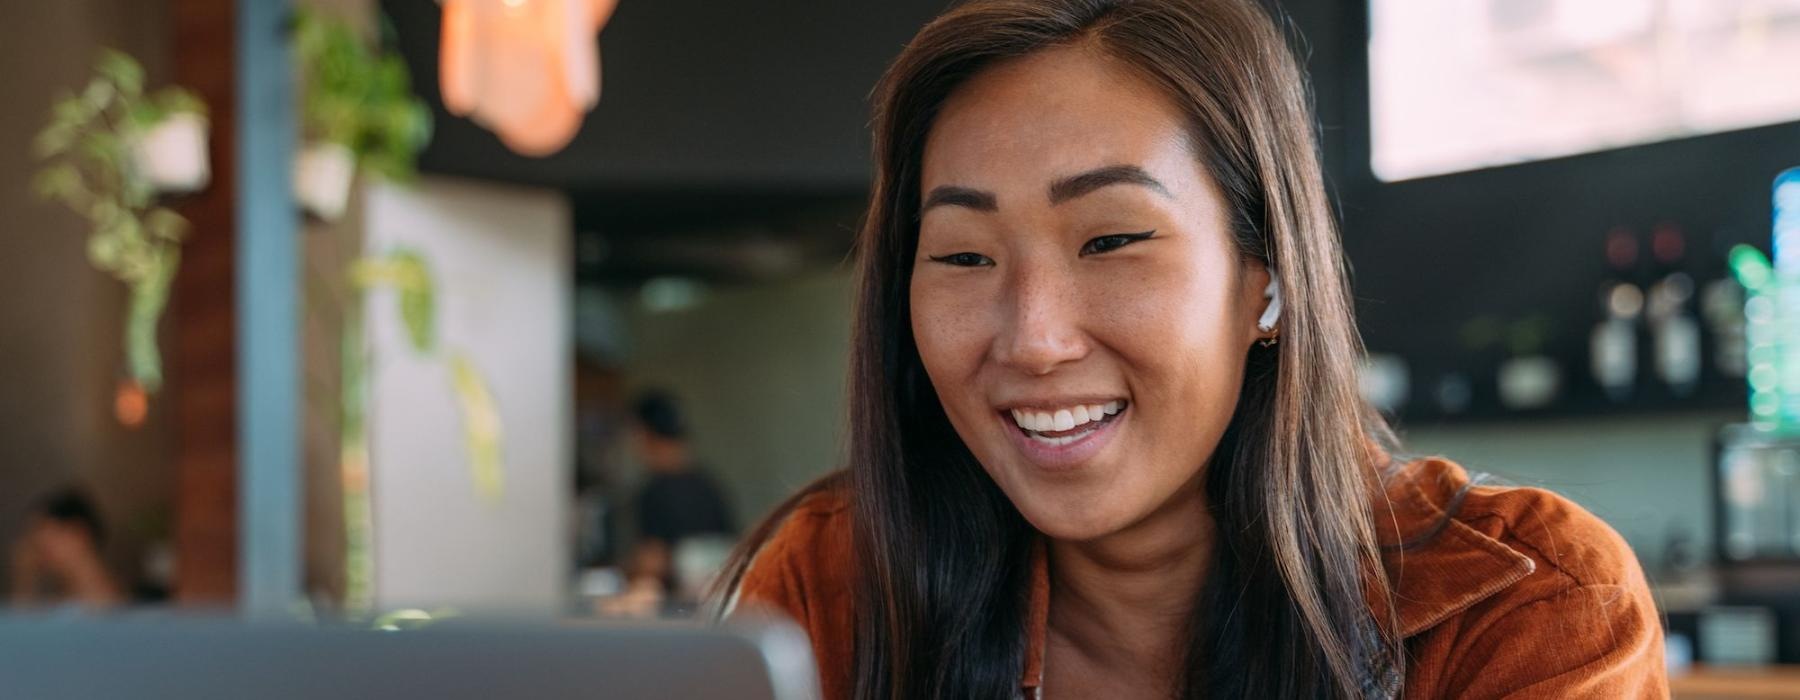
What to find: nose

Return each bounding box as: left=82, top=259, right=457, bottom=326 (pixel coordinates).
left=991, top=257, right=1089, bottom=375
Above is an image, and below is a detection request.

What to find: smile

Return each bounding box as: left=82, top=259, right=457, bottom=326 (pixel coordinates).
left=996, top=398, right=1128, bottom=471
left=1008, top=400, right=1126, bottom=446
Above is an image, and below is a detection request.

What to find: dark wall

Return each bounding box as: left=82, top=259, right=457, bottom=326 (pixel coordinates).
left=385, top=0, right=953, bottom=191
left=1318, top=0, right=1800, bottom=420
left=0, top=0, right=178, bottom=601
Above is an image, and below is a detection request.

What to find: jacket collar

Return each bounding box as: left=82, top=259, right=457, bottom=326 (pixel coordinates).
left=1015, top=456, right=1535, bottom=693
left=1373, top=457, right=1537, bottom=636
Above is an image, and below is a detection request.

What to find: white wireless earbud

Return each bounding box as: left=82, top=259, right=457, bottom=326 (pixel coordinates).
left=1257, top=276, right=1282, bottom=333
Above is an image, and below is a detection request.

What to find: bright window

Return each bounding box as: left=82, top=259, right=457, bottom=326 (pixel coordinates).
left=1370, top=0, right=1800, bottom=181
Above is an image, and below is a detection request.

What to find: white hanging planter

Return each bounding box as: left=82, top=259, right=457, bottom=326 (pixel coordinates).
left=131, top=111, right=210, bottom=194
left=294, top=141, right=357, bottom=221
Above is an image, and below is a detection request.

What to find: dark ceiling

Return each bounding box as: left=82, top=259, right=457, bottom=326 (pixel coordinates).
left=382, top=0, right=954, bottom=192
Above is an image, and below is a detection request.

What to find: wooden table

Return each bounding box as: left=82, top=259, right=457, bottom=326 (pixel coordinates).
left=1671, top=665, right=1800, bottom=699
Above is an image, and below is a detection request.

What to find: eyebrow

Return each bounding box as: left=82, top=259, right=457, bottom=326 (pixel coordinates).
left=921, top=186, right=998, bottom=214
left=1048, top=164, right=1172, bottom=204
left=919, top=164, right=1172, bottom=215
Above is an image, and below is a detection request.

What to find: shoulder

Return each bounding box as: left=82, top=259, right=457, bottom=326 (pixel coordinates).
left=729, top=483, right=856, bottom=699
left=729, top=483, right=854, bottom=622
left=743, top=486, right=852, bottom=585
left=1455, top=465, right=1642, bottom=590
left=1383, top=457, right=1667, bottom=696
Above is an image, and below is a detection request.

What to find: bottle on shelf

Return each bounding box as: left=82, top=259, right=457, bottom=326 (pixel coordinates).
left=1647, top=222, right=1701, bottom=397
left=1591, top=226, right=1642, bottom=402
left=1701, top=229, right=1749, bottom=380
left=1499, top=315, right=1559, bottom=410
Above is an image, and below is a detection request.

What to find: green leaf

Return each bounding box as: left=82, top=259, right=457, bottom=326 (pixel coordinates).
left=87, top=231, right=123, bottom=269
left=144, top=208, right=189, bottom=242
left=121, top=172, right=153, bottom=210
left=389, top=250, right=436, bottom=354
left=32, top=164, right=81, bottom=202
left=34, top=123, right=77, bottom=159
left=126, top=101, right=166, bottom=131
left=292, top=8, right=426, bottom=177
left=449, top=353, right=504, bottom=504
left=96, top=49, right=145, bottom=99
left=398, top=284, right=434, bottom=354
left=52, top=94, right=91, bottom=126
left=77, top=131, right=123, bottom=168
left=348, top=250, right=436, bottom=353
left=375, top=56, right=407, bottom=95
left=92, top=197, right=125, bottom=226
left=80, top=77, right=116, bottom=112
left=157, top=88, right=208, bottom=118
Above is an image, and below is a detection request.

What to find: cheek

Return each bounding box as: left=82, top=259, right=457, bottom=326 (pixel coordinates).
left=1091, top=262, right=1244, bottom=371
left=1091, top=259, right=1249, bottom=461
left=909, top=279, right=990, bottom=391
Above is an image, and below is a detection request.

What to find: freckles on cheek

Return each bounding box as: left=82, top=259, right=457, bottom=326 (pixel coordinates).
left=1090, top=270, right=1220, bottom=349
left=910, top=284, right=985, bottom=382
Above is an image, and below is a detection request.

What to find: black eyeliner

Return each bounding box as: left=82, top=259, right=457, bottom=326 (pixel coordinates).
left=1081, top=229, right=1157, bottom=255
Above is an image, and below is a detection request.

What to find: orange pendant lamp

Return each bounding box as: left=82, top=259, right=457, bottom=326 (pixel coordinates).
left=439, top=0, right=619, bottom=156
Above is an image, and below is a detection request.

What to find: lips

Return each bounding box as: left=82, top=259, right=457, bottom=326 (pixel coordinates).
left=996, top=399, right=1129, bottom=470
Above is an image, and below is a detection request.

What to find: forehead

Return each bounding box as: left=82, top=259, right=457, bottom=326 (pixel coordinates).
left=921, top=45, right=1195, bottom=191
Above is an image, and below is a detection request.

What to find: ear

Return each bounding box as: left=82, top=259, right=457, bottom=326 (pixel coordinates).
left=1242, top=261, right=1278, bottom=346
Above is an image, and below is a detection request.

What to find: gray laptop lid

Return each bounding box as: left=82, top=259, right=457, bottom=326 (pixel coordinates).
left=0, top=615, right=818, bottom=700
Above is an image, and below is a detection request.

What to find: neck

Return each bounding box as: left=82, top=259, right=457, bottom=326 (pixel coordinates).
left=1046, top=482, right=1215, bottom=684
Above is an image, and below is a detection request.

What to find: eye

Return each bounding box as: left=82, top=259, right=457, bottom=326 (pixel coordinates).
left=926, top=252, right=995, bottom=267
left=1080, top=230, right=1156, bottom=256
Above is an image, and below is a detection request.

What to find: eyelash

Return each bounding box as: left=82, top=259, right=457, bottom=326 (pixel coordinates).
left=927, top=230, right=1155, bottom=268
left=1080, top=230, right=1156, bottom=256
left=927, top=252, right=994, bottom=267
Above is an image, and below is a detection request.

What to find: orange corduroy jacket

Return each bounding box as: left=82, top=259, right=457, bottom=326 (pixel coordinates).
left=734, top=456, right=1669, bottom=698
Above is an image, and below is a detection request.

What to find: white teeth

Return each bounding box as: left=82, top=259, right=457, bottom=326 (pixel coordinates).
left=1029, top=433, right=1083, bottom=447
left=1010, top=409, right=1049, bottom=432
left=1008, top=400, right=1127, bottom=434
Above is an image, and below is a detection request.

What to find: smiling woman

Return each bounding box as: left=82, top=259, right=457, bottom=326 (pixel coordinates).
left=715, top=1, right=1667, bottom=699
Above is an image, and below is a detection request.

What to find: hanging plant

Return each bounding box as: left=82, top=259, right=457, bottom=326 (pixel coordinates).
left=291, top=8, right=433, bottom=221
left=32, top=49, right=209, bottom=394
left=339, top=247, right=505, bottom=612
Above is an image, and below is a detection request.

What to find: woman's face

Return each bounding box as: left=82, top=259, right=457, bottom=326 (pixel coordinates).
left=910, top=46, right=1270, bottom=541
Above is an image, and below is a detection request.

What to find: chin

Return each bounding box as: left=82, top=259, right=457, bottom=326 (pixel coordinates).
left=1009, top=488, right=1136, bottom=542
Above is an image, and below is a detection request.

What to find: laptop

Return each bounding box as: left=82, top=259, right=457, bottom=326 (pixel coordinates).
left=0, top=614, right=819, bottom=699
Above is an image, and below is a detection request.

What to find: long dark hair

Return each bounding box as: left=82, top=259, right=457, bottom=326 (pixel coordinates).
left=718, top=0, right=1405, bottom=697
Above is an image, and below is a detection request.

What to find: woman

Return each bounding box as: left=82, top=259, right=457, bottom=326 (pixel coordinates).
left=720, top=0, right=1666, bottom=697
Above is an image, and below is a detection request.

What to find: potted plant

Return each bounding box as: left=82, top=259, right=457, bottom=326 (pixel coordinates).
left=291, top=8, right=433, bottom=221
left=132, top=103, right=210, bottom=193
left=33, top=49, right=209, bottom=394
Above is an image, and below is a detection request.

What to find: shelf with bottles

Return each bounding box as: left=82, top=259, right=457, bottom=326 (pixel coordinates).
left=1360, top=222, right=1756, bottom=425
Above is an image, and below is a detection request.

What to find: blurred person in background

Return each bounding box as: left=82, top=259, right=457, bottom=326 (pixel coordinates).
left=606, top=390, right=735, bottom=615
left=8, top=488, right=123, bottom=611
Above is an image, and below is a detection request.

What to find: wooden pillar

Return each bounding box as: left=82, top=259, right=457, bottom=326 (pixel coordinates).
left=169, top=0, right=240, bottom=605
